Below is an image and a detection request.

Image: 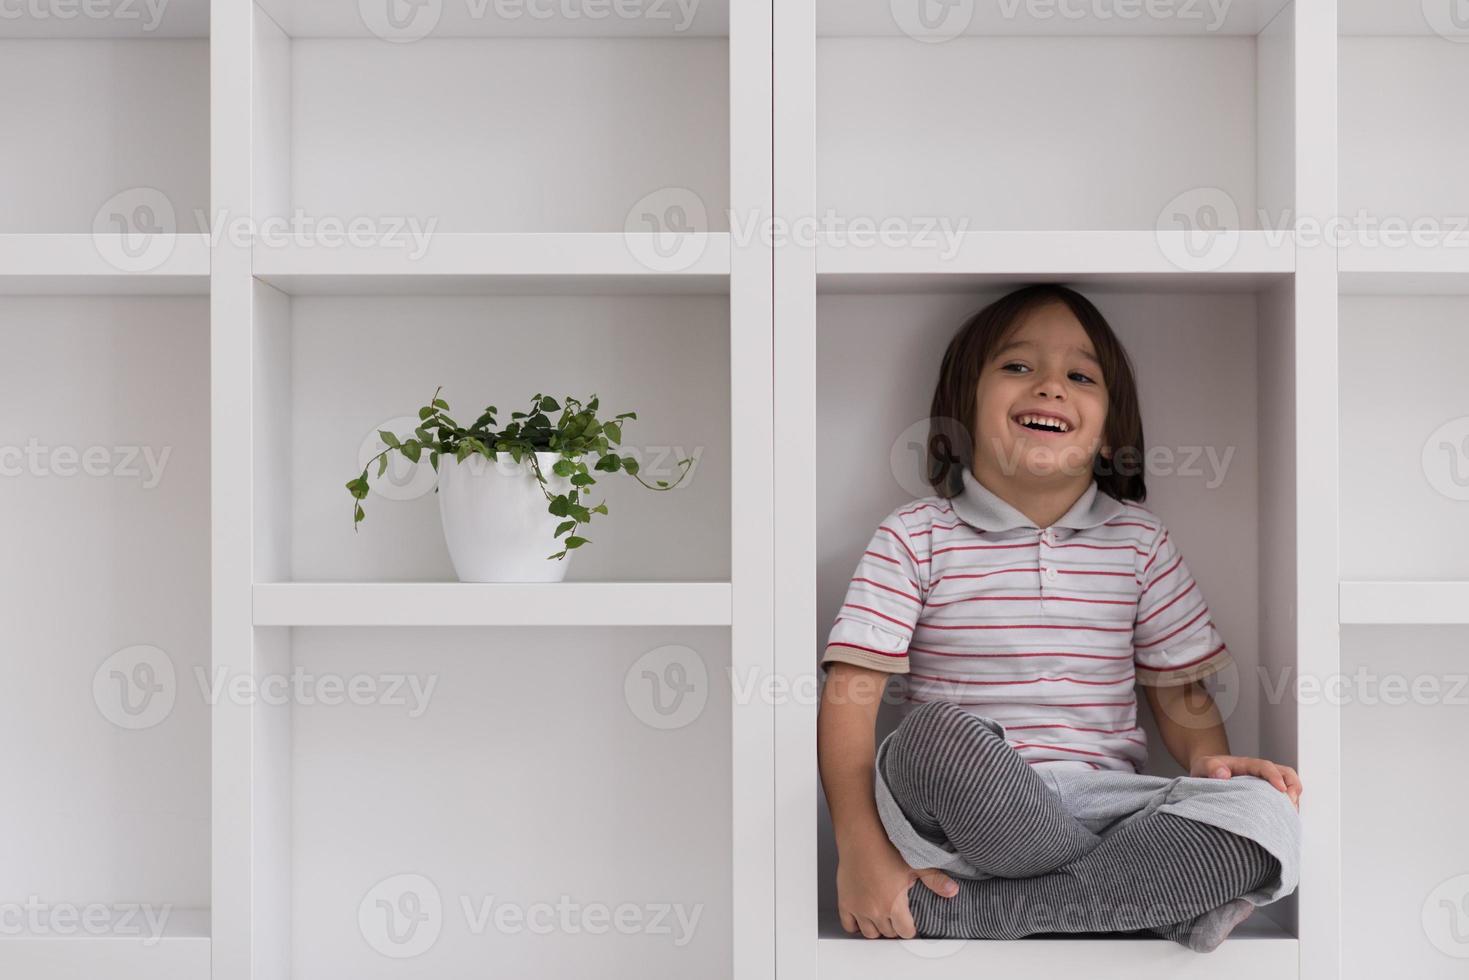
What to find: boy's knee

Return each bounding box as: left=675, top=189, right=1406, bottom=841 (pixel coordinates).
left=893, top=701, right=1006, bottom=766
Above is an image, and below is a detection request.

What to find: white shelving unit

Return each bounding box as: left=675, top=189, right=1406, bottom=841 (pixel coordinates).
left=211, top=1, right=769, bottom=979
left=8, top=0, right=1465, bottom=976
left=776, top=1, right=1338, bottom=978
left=0, top=0, right=213, bottom=977
left=1338, top=5, right=1469, bottom=980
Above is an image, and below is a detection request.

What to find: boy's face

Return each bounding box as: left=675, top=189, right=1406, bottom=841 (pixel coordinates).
left=972, top=301, right=1110, bottom=483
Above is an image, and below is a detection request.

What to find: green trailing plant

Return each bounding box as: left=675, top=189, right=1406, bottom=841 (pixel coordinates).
left=346, top=388, right=693, bottom=560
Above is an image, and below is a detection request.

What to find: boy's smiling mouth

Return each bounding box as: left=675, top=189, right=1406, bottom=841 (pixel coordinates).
left=1011, top=410, right=1074, bottom=436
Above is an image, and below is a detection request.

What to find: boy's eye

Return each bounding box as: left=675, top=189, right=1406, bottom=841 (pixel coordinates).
left=1069, top=371, right=1095, bottom=384
left=1001, top=362, right=1029, bottom=373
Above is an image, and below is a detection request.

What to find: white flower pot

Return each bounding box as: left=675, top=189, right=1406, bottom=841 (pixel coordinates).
left=435, top=451, right=577, bottom=583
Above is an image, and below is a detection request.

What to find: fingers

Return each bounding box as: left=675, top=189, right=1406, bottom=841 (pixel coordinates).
left=1256, top=759, right=1288, bottom=793
left=842, top=907, right=893, bottom=940
left=1278, top=765, right=1303, bottom=808
left=918, top=869, right=959, bottom=898
left=892, top=901, right=918, bottom=940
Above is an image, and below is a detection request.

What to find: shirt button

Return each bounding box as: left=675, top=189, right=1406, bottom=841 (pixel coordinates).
left=1044, top=566, right=1059, bottom=582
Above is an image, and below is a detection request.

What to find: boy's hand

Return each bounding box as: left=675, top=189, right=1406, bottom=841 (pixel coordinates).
left=837, top=842, right=958, bottom=939
left=1191, top=753, right=1302, bottom=809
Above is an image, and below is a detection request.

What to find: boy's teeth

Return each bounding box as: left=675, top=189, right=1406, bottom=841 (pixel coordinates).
left=1018, top=414, right=1069, bottom=432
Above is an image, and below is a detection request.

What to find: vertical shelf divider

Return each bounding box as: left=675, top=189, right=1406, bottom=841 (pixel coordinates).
left=1294, top=2, right=1341, bottom=978
left=773, top=0, right=818, bottom=977
left=211, top=0, right=270, bottom=977
left=732, top=0, right=777, bottom=977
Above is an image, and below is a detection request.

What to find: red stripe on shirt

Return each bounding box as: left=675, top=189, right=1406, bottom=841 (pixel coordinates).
left=1138, top=642, right=1228, bottom=672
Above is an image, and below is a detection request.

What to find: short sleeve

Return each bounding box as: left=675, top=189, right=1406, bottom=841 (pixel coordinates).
left=1133, top=522, right=1234, bottom=687
left=819, top=508, right=925, bottom=675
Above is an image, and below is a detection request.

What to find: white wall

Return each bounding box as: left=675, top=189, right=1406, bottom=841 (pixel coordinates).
left=0, top=41, right=208, bottom=232
left=284, top=293, right=731, bottom=583
left=0, top=297, right=210, bottom=906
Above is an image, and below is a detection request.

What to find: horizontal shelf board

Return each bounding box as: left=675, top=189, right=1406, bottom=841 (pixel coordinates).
left=1339, top=241, right=1469, bottom=295
left=817, top=231, right=1294, bottom=292
left=255, top=0, right=727, bottom=37
left=818, top=914, right=1296, bottom=977
left=818, top=0, right=1288, bottom=36
left=0, top=235, right=210, bottom=294
left=253, top=233, right=730, bottom=295
left=254, top=582, right=733, bottom=626
left=1341, top=581, right=1469, bottom=624
left=0, top=908, right=208, bottom=980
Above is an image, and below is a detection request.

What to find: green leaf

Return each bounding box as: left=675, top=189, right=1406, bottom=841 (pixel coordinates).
left=402, top=440, right=422, bottom=463
left=569, top=473, right=594, bottom=486
left=621, top=456, right=639, bottom=475
left=419, top=406, right=436, bottom=420
left=603, top=421, right=621, bottom=443
left=592, top=502, right=608, bottom=515
left=554, top=520, right=575, bottom=538
left=552, top=459, right=574, bottom=477
left=594, top=454, right=620, bottom=473
left=354, top=503, right=365, bottom=523
left=539, top=395, right=561, bottom=412
left=378, top=430, right=401, bottom=449
left=564, top=536, right=589, bottom=549
left=432, top=397, right=449, bottom=410
left=376, top=455, right=387, bottom=477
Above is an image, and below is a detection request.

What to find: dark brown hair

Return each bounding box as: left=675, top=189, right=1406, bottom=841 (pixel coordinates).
left=926, top=284, right=1146, bottom=503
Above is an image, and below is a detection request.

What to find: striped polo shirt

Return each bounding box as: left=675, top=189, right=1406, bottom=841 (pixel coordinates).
left=820, top=466, right=1234, bottom=773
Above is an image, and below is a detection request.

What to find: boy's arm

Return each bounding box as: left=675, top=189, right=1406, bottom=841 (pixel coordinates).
left=1141, top=679, right=1230, bottom=770
left=818, top=662, right=891, bottom=856
left=1143, top=681, right=1302, bottom=807
left=818, top=662, right=958, bottom=938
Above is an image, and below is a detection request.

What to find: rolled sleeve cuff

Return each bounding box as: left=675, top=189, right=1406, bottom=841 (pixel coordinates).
left=1135, top=643, right=1234, bottom=688
left=819, top=621, right=911, bottom=675
left=820, top=643, right=911, bottom=674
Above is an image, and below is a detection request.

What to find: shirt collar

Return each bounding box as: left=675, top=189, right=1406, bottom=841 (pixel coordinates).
left=950, top=467, right=1125, bottom=533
